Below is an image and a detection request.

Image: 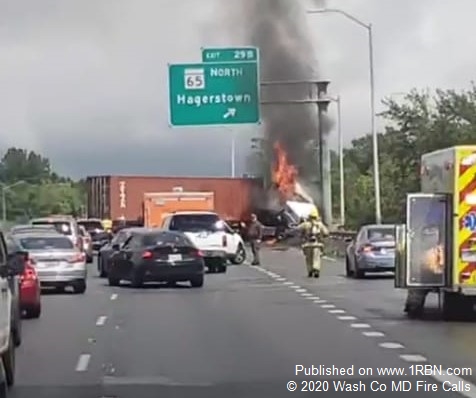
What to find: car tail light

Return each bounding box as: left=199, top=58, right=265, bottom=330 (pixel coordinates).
left=222, top=235, right=227, bottom=247
left=68, top=253, right=85, bottom=263
left=21, top=265, right=37, bottom=282
left=193, top=249, right=204, bottom=257
left=361, top=245, right=374, bottom=253
left=142, top=250, right=153, bottom=259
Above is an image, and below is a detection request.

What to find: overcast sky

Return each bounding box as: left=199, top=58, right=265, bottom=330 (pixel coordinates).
left=0, top=0, right=475, bottom=178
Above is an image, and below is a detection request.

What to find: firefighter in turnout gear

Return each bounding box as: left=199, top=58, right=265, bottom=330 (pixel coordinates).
left=296, top=208, right=330, bottom=278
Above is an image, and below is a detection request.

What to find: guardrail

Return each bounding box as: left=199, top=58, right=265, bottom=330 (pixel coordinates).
left=325, top=230, right=357, bottom=257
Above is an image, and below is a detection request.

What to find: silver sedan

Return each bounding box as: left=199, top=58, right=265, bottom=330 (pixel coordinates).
left=345, top=224, right=396, bottom=279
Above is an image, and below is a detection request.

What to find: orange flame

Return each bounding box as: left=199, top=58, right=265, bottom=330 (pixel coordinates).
left=272, top=142, right=297, bottom=201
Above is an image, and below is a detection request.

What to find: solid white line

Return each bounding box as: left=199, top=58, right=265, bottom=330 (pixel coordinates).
left=96, top=316, right=107, bottom=326
left=338, top=316, right=357, bottom=321
left=110, top=293, right=118, bottom=300
left=399, top=354, right=427, bottom=362
left=321, top=304, right=335, bottom=308
left=75, top=354, right=91, bottom=372
left=328, top=309, right=346, bottom=314
left=350, top=323, right=371, bottom=328
left=362, top=331, right=384, bottom=337
left=379, top=342, right=404, bottom=349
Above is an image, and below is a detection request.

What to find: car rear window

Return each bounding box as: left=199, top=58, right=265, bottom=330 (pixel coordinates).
left=18, top=236, right=74, bottom=250
left=368, top=228, right=395, bottom=240
left=142, top=232, right=191, bottom=247
left=78, top=221, right=103, bottom=232
left=31, top=221, right=72, bottom=235
left=169, top=214, right=222, bottom=232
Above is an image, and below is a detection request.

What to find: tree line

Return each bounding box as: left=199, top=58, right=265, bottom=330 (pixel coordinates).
left=0, top=147, right=86, bottom=222
left=330, top=83, right=476, bottom=229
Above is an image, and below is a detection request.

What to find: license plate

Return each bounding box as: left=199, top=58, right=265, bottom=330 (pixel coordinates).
left=40, top=261, right=61, bottom=268
left=168, top=254, right=182, bottom=262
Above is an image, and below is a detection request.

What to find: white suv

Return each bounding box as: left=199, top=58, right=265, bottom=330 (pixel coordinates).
left=161, top=211, right=246, bottom=273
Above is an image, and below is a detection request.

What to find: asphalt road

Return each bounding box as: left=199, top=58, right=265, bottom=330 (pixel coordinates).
left=8, top=253, right=472, bottom=397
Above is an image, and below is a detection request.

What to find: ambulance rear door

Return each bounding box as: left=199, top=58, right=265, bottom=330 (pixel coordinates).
left=395, top=193, right=452, bottom=288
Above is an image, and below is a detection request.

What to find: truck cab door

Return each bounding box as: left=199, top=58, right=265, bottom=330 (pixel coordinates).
left=395, top=193, right=451, bottom=288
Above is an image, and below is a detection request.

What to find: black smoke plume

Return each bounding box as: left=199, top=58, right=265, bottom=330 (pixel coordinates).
left=228, top=0, right=330, bottom=207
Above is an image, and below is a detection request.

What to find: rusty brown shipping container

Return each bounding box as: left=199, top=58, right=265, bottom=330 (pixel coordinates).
left=86, top=175, right=263, bottom=222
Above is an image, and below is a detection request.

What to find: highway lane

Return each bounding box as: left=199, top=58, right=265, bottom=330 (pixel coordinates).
left=9, top=258, right=466, bottom=397
left=261, top=247, right=476, bottom=389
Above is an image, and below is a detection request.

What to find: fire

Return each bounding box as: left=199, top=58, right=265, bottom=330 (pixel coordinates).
left=272, top=142, right=297, bottom=200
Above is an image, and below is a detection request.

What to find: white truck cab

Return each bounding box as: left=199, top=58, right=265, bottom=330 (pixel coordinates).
left=0, top=231, right=26, bottom=397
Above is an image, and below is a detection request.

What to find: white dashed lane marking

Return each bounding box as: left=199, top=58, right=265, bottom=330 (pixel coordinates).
left=250, top=264, right=475, bottom=389
left=96, top=316, right=107, bottom=326
left=362, top=331, right=385, bottom=337
left=110, top=293, right=118, bottom=301
left=400, top=354, right=427, bottom=362
left=75, top=354, right=91, bottom=372
left=379, top=342, right=404, bottom=349
left=351, top=323, right=371, bottom=329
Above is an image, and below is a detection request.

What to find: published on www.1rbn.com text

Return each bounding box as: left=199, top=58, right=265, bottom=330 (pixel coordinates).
left=284, top=364, right=473, bottom=393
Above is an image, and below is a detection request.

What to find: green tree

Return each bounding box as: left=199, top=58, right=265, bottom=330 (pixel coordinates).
left=338, top=83, right=476, bottom=229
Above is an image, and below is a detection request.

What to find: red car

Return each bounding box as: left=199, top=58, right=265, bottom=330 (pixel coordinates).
left=19, top=255, right=41, bottom=319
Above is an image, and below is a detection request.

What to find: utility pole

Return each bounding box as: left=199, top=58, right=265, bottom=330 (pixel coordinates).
left=307, top=7, right=381, bottom=223
left=316, top=81, right=332, bottom=227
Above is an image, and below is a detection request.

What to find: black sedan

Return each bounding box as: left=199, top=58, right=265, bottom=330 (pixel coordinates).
left=107, top=229, right=205, bottom=288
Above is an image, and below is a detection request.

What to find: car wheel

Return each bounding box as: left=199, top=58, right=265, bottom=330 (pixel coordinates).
left=2, top=333, right=15, bottom=387
left=190, top=275, right=204, bottom=288
left=25, top=304, right=41, bottom=319
left=108, top=274, right=120, bottom=287
left=230, top=244, right=246, bottom=265
left=72, top=280, right=87, bottom=294
left=354, top=269, right=365, bottom=279
left=12, top=308, right=21, bottom=347
left=217, top=265, right=227, bottom=273
left=345, top=256, right=353, bottom=277
left=130, top=271, right=143, bottom=288
left=98, top=255, right=107, bottom=278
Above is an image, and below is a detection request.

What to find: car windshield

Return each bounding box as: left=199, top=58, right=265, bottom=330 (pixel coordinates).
left=367, top=227, right=395, bottom=241
left=18, top=236, right=74, bottom=250
left=31, top=221, right=72, bottom=235
left=170, top=214, right=223, bottom=232
left=78, top=221, right=103, bottom=232
left=142, top=232, right=191, bottom=247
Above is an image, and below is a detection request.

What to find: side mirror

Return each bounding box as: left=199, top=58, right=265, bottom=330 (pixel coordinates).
left=112, top=243, right=120, bottom=251
left=6, top=251, right=27, bottom=275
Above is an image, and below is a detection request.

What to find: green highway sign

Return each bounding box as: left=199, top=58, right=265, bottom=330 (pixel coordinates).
left=201, top=47, right=258, bottom=63
left=168, top=61, right=260, bottom=126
